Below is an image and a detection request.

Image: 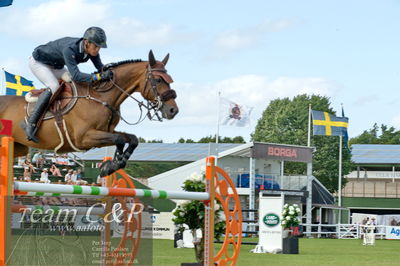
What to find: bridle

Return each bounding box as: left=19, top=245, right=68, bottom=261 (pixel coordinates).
left=142, top=64, right=177, bottom=121
left=77, top=63, right=177, bottom=125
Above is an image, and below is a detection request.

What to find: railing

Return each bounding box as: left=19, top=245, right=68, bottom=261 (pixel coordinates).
left=342, top=180, right=400, bottom=198
left=301, top=223, right=387, bottom=239
left=235, top=174, right=308, bottom=191
left=346, top=170, right=400, bottom=179
left=67, top=152, right=84, bottom=168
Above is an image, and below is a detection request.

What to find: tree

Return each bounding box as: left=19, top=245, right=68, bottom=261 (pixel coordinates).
left=350, top=123, right=400, bottom=144
left=252, top=94, right=352, bottom=193
left=197, top=135, right=246, bottom=143
left=177, top=138, right=195, bottom=143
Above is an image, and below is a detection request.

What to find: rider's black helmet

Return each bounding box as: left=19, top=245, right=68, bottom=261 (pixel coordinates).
left=83, top=27, right=107, bottom=48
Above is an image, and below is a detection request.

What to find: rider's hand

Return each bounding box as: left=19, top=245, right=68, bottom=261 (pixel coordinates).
left=91, top=69, right=113, bottom=82
left=100, top=69, right=113, bottom=81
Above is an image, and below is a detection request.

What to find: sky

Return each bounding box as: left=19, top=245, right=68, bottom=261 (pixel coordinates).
left=1, top=0, right=400, bottom=143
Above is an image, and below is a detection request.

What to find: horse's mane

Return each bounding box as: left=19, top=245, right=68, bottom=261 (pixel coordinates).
left=103, top=59, right=143, bottom=70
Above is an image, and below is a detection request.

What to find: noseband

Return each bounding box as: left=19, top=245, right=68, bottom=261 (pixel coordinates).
left=144, top=64, right=177, bottom=119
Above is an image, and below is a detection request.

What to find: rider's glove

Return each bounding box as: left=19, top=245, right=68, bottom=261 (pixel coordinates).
left=92, top=73, right=101, bottom=82
left=91, top=69, right=113, bottom=82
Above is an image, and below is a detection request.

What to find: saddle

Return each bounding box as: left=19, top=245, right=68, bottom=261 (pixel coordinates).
left=25, top=80, right=78, bottom=120
left=24, top=79, right=83, bottom=153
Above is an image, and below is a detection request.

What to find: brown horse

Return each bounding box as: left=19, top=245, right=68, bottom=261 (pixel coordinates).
left=0, top=50, right=178, bottom=176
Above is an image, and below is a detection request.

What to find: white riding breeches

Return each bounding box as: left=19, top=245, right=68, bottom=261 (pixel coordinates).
left=28, top=56, right=68, bottom=93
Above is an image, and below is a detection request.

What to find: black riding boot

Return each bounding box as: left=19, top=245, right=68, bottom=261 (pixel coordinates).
left=22, top=89, right=52, bottom=143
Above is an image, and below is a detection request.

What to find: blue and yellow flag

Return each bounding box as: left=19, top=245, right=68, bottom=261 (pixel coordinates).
left=4, top=71, right=35, bottom=96
left=341, top=107, right=350, bottom=151
left=312, top=110, right=348, bottom=136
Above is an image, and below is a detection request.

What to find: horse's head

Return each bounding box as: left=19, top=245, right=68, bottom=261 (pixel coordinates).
left=143, top=50, right=179, bottom=120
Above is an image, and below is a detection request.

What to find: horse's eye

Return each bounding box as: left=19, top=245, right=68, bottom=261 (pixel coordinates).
left=156, top=78, right=162, bottom=83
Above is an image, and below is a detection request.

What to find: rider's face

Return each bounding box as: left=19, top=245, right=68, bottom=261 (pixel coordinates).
left=85, top=41, right=101, bottom=56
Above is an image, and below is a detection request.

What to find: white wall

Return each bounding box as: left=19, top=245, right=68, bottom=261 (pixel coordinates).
left=148, top=158, right=206, bottom=191
left=218, top=156, right=281, bottom=177
left=148, top=155, right=282, bottom=192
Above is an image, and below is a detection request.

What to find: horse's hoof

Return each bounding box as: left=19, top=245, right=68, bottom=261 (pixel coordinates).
left=100, top=160, right=117, bottom=177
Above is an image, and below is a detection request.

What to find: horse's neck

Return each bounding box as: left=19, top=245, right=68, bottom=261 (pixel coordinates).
left=78, top=62, right=147, bottom=108
left=112, top=62, right=147, bottom=107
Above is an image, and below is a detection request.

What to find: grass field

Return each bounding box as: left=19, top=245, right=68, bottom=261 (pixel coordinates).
left=153, top=238, right=400, bottom=266
left=8, top=235, right=400, bottom=265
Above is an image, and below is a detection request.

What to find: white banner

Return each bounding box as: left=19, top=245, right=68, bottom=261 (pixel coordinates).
left=219, top=97, right=253, bottom=127
left=381, top=215, right=400, bottom=226
left=113, top=212, right=174, bottom=240
left=385, top=226, right=400, bottom=240
left=141, top=212, right=174, bottom=240
left=253, top=194, right=284, bottom=253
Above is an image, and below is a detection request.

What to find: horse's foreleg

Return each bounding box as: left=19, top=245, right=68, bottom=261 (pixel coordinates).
left=102, top=132, right=138, bottom=176
left=114, top=134, right=138, bottom=169
left=81, top=130, right=138, bottom=176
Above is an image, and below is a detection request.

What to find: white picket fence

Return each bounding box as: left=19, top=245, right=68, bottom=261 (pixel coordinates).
left=301, top=223, right=387, bottom=239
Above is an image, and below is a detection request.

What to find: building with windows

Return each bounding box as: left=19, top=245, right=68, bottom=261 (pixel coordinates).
left=342, top=144, right=400, bottom=223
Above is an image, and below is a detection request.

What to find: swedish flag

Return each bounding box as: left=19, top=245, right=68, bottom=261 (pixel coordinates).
left=312, top=110, right=348, bottom=136
left=4, top=71, right=36, bottom=96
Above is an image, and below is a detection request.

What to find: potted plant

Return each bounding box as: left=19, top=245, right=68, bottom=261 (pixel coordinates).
left=281, top=203, right=301, bottom=254
left=172, top=172, right=225, bottom=265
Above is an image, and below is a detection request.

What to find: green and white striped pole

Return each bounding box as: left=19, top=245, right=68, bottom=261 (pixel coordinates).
left=14, top=182, right=209, bottom=201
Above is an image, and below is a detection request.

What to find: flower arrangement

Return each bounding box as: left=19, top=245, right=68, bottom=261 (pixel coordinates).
left=172, top=172, right=225, bottom=263
left=281, top=203, right=301, bottom=229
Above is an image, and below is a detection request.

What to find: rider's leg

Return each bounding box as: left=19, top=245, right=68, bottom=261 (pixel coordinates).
left=23, top=89, right=52, bottom=142
left=22, top=57, right=61, bottom=142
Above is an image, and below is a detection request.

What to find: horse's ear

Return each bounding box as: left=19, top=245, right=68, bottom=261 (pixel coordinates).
left=149, top=50, right=156, bottom=67
left=162, top=53, right=170, bottom=66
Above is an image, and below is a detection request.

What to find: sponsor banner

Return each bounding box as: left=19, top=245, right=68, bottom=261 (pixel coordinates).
left=141, top=212, right=174, bottom=240
left=252, top=143, right=313, bottom=163
left=257, top=194, right=284, bottom=252
left=386, top=226, right=400, bottom=240
left=381, top=215, right=400, bottom=227
left=113, top=212, right=174, bottom=240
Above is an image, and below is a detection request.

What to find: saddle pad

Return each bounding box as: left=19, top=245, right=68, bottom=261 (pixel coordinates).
left=26, top=82, right=79, bottom=120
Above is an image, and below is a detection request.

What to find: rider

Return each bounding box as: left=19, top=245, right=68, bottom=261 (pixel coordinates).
left=22, top=26, right=113, bottom=143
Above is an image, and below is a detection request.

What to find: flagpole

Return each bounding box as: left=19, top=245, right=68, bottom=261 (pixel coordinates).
left=307, top=104, right=311, bottom=147
left=338, top=104, right=344, bottom=224
left=215, top=91, right=221, bottom=165
left=306, top=103, right=312, bottom=236
left=338, top=135, right=343, bottom=222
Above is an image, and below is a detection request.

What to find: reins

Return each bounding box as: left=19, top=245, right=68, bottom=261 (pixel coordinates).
left=62, top=62, right=176, bottom=125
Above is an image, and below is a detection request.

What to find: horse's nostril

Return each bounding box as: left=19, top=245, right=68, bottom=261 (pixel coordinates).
left=170, top=107, right=179, bottom=116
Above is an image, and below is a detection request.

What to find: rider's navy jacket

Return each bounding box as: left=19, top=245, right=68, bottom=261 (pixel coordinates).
left=32, top=37, right=103, bottom=82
